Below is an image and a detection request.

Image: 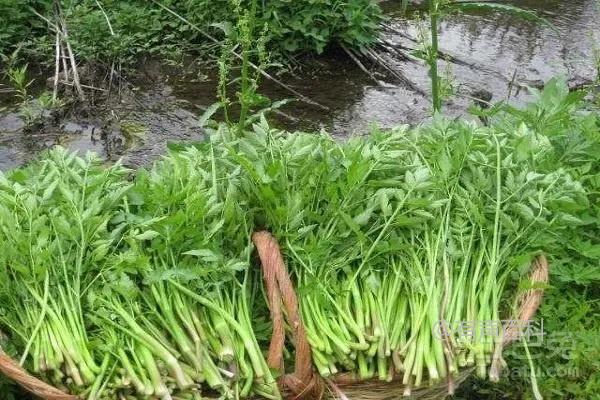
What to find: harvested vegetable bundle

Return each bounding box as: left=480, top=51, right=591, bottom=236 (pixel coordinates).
left=0, top=148, right=131, bottom=394
left=89, top=143, right=281, bottom=399
left=228, top=118, right=585, bottom=393
left=0, top=144, right=280, bottom=400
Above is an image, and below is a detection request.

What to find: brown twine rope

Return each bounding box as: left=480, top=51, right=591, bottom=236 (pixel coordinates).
left=505, top=254, right=549, bottom=346
left=489, top=254, right=549, bottom=382
left=0, top=235, right=548, bottom=400
left=252, top=231, right=325, bottom=400
left=252, top=231, right=549, bottom=400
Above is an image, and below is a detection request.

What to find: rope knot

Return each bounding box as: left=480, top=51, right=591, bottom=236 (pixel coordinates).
left=252, top=231, right=325, bottom=400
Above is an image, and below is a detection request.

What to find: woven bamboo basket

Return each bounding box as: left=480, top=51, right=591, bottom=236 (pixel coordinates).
left=0, top=231, right=549, bottom=400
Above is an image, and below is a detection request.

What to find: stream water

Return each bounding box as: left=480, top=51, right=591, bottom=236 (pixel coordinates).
left=0, top=0, right=598, bottom=170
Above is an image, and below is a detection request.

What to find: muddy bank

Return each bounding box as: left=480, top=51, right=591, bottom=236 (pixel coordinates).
left=1, top=0, right=598, bottom=170
left=0, top=78, right=204, bottom=170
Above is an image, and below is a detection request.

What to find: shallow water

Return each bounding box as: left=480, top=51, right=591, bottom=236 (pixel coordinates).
left=260, top=0, right=600, bottom=134
left=0, top=0, right=598, bottom=170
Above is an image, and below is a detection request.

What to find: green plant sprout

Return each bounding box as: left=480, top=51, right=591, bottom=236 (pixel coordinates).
left=413, top=0, right=549, bottom=113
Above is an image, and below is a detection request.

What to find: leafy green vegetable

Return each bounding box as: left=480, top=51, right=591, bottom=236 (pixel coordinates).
left=458, top=78, right=600, bottom=400
left=0, top=80, right=597, bottom=399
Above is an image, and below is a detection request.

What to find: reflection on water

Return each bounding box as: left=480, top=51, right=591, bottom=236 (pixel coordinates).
left=316, top=0, right=599, bottom=134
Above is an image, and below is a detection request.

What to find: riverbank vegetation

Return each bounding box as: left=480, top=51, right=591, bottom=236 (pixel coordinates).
left=0, top=0, right=382, bottom=66
left=1, top=0, right=382, bottom=128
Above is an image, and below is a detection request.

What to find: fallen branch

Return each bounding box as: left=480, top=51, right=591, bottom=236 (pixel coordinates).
left=30, top=3, right=86, bottom=100
left=378, top=22, right=513, bottom=81
left=341, top=44, right=382, bottom=85
left=360, top=46, right=427, bottom=95
left=374, top=37, right=421, bottom=62
left=94, top=0, right=119, bottom=95
left=52, top=31, right=60, bottom=102
left=55, top=2, right=85, bottom=101
left=57, top=81, right=108, bottom=92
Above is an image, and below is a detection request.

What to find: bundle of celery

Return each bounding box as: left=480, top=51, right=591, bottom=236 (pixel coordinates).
left=230, top=118, right=585, bottom=393
left=0, top=148, right=131, bottom=391
left=0, top=144, right=279, bottom=400
left=90, top=143, right=280, bottom=400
